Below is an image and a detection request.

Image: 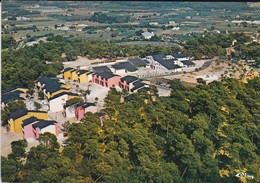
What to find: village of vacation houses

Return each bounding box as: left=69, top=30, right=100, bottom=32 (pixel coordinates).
left=2, top=53, right=198, bottom=143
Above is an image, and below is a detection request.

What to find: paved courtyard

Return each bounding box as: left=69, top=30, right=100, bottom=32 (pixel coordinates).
left=67, top=81, right=110, bottom=108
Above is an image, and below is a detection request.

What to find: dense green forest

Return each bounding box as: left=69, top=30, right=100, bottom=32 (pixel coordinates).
left=2, top=32, right=258, bottom=92
left=2, top=78, right=260, bottom=182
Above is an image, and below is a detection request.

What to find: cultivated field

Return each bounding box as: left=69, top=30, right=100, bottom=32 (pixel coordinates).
left=3, top=1, right=259, bottom=43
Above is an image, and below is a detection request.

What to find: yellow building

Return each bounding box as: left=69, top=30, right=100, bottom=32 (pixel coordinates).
left=47, top=88, right=70, bottom=99
left=1, top=89, right=27, bottom=109
left=63, top=67, right=75, bottom=80
left=8, top=110, right=48, bottom=133
left=14, top=88, right=29, bottom=93
left=61, top=84, right=71, bottom=90
left=63, top=68, right=92, bottom=83
left=68, top=93, right=80, bottom=99
left=77, top=70, right=90, bottom=83
left=70, top=70, right=78, bottom=81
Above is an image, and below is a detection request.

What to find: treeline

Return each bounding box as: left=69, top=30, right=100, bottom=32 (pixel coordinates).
left=236, top=42, right=260, bottom=66
left=183, top=32, right=251, bottom=59
left=2, top=78, right=260, bottom=182
left=2, top=9, right=40, bottom=20
left=89, top=12, right=132, bottom=24
left=2, top=35, right=16, bottom=49
left=2, top=42, right=64, bottom=91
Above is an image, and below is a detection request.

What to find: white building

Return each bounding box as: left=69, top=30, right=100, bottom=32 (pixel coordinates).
left=172, top=27, right=180, bottom=31
left=64, top=105, right=76, bottom=118
left=16, top=16, right=31, bottom=21
left=142, top=31, right=155, bottom=39
left=149, top=22, right=159, bottom=26
left=171, top=53, right=190, bottom=61
left=78, top=24, right=88, bottom=27
left=32, top=120, right=58, bottom=139
left=48, top=92, right=68, bottom=112
left=57, top=26, right=70, bottom=31
left=169, top=21, right=176, bottom=25
left=110, top=62, right=138, bottom=76
left=145, top=54, right=195, bottom=74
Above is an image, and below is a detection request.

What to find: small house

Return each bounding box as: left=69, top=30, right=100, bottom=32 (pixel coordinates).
left=32, top=120, right=59, bottom=139
left=181, top=61, right=195, bottom=68
left=119, top=75, right=139, bottom=92
left=37, top=77, right=70, bottom=99
left=48, top=92, right=68, bottom=112
left=71, top=69, right=79, bottom=81
left=131, top=80, right=149, bottom=93
left=22, top=116, right=39, bottom=139
left=63, top=67, right=76, bottom=80
left=128, top=58, right=149, bottom=68
left=8, top=110, right=48, bottom=133
left=63, top=104, right=76, bottom=118
left=142, top=31, right=155, bottom=39
left=76, top=70, right=93, bottom=83
left=75, top=103, right=98, bottom=120
left=92, top=71, right=121, bottom=88
left=172, top=53, right=190, bottom=61
left=48, top=92, right=79, bottom=113
left=1, top=90, right=26, bottom=108
left=111, top=62, right=138, bottom=76
left=92, top=66, right=111, bottom=73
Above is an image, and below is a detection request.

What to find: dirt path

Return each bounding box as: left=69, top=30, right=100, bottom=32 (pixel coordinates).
left=63, top=56, right=107, bottom=68
left=1, top=127, right=23, bottom=157
left=165, top=60, right=230, bottom=83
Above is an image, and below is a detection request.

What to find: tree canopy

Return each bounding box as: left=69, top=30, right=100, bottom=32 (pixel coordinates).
left=2, top=78, right=259, bottom=182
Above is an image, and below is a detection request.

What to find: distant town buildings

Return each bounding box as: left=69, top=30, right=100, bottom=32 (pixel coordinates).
left=149, top=22, right=159, bottom=26
left=172, top=27, right=180, bottom=31
left=231, top=20, right=260, bottom=25
left=142, top=31, right=155, bottom=39
left=56, top=26, right=70, bottom=31
left=29, top=4, right=40, bottom=8
left=16, top=16, right=31, bottom=21
left=168, top=21, right=176, bottom=25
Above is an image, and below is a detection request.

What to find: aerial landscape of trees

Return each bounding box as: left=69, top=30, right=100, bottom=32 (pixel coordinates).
left=1, top=77, right=260, bottom=182
left=1, top=1, right=260, bottom=182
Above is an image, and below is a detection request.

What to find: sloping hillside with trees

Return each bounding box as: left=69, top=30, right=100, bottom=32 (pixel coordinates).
left=2, top=78, right=259, bottom=183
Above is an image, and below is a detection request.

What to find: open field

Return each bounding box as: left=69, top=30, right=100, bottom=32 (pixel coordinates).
left=2, top=1, right=259, bottom=43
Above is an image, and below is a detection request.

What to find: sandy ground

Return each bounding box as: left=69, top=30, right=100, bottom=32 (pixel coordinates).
left=157, top=86, right=172, bottom=96
left=1, top=127, right=23, bottom=157
left=1, top=124, right=67, bottom=157
left=66, top=80, right=110, bottom=108
left=165, top=60, right=228, bottom=83
left=63, top=56, right=108, bottom=68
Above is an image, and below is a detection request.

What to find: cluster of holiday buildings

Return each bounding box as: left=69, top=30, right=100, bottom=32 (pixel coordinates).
left=1, top=53, right=195, bottom=141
